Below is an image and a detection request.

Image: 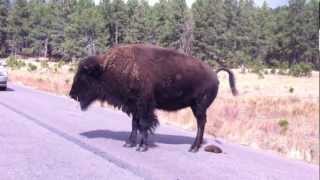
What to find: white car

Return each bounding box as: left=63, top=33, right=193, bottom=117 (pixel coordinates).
left=0, top=60, right=8, bottom=90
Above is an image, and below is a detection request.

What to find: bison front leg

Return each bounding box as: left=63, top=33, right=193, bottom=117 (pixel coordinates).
left=136, top=98, right=158, bottom=152
left=136, top=115, right=151, bottom=152
left=137, top=127, right=149, bottom=152
left=124, top=115, right=139, bottom=148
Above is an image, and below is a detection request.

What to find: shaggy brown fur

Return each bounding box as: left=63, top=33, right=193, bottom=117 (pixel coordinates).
left=69, top=44, right=238, bottom=152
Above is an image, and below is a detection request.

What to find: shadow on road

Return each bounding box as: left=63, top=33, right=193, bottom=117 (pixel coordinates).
left=0, top=87, right=14, bottom=92
left=80, top=129, right=195, bottom=146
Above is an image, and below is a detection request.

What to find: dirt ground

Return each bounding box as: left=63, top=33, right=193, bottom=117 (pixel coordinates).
left=7, top=61, right=320, bottom=164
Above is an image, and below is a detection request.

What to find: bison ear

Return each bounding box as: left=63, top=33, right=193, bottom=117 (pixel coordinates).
left=83, top=64, right=103, bottom=78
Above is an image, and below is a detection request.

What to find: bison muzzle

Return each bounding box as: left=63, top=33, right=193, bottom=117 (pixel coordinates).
left=69, top=44, right=238, bottom=152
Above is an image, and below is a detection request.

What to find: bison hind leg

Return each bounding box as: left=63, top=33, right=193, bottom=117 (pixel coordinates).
left=189, top=106, right=207, bottom=152
left=189, top=87, right=218, bottom=152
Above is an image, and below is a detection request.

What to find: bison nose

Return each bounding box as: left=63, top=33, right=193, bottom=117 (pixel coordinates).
left=69, top=93, right=78, bottom=101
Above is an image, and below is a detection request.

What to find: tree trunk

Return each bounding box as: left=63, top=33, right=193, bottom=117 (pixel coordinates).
left=182, top=18, right=193, bottom=55
left=88, top=35, right=96, bottom=56
left=91, top=40, right=96, bottom=55
left=44, top=37, right=48, bottom=58
left=115, top=22, right=119, bottom=45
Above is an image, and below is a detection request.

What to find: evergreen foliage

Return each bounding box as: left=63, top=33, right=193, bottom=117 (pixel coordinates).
left=0, top=0, right=318, bottom=71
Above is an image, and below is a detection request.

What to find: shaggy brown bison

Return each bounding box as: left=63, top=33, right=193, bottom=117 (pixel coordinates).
left=69, top=44, right=238, bottom=152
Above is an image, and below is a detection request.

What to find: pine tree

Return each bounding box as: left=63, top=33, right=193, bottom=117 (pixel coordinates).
left=192, top=0, right=226, bottom=65
left=0, top=0, right=317, bottom=68
left=235, top=0, right=258, bottom=64
left=286, top=0, right=308, bottom=66
left=64, top=0, right=104, bottom=59
left=152, top=0, right=170, bottom=46
left=267, top=6, right=289, bottom=66
left=222, top=0, right=239, bottom=63
left=29, top=1, right=54, bottom=57
left=255, top=1, right=274, bottom=64
left=99, top=0, right=112, bottom=47
left=109, top=0, right=128, bottom=45
left=47, top=1, right=69, bottom=59
left=166, top=0, right=188, bottom=51
left=0, top=0, right=9, bottom=57
left=8, top=0, right=32, bottom=56
left=302, top=0, right=319, bottom=69
left=180, top=11, right=193, bottom=55
left=125, top=0, right=149, bottom=43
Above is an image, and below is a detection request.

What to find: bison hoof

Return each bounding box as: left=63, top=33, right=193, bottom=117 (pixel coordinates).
left=188, top=146, right=200, bottom=153
left=123, top=142, right=137, bottom=148
left=136, top=145, right=148, bottom=152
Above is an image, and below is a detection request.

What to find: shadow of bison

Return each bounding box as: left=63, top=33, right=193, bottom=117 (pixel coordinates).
left=80, top=129, right=196, bottom=147
left=69, top=44, right=238, bottom=152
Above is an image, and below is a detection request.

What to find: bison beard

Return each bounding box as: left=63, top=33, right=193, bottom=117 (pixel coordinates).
left=69, top=44, right=238, bottom=152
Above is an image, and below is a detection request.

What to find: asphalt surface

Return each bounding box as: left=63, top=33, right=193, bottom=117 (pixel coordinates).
left=0, top=83, right=318, bottom=180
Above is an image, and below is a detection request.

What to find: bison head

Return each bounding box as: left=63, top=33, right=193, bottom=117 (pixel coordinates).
left=69, top=56, right=104, bottom=111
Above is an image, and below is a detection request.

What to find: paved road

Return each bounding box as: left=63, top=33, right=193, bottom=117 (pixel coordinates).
left=0, top=84, right=318, bottom=180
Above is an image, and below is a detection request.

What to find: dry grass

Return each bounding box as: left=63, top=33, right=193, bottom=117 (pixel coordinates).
left=157, top=96, right=319, bottom=163
left=7, top=61, right=320, bottom=164
left=8, top=61, right=74, bottom=95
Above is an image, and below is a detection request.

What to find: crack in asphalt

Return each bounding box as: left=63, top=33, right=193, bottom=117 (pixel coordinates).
left=0, top=101, right=151, bottom=180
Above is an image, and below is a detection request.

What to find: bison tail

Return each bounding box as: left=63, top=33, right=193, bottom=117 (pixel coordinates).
left=149, top=113, right=159, bottom=134
left=139, top=111, right=159, bottom=134
left=216, top=68, right=238, bottom=96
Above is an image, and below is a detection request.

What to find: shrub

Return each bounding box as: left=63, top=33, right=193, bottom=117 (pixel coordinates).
left=278, top=119, right=289, bottom=133
left=249, top=63, right=265, bottom=79
left=68, top=67, right=75, bottom=72
left=37, top=78, right=43, bottom=82
left=251, top=64, right=263, bottom=73
left=206, top=60, right=219, bottom=68
left=257, top=71, right=264, bottom=79
left=7, top=56, right=26, bottom=70
left=40, top=61, right=49, bottom=69
left=247, top=59, right=265, bottom=74
left=20, top=61, right=26, bottom=68
left=289, top=63, right=312, bottom=77
left=289, top=87, right=294, bottom=93
left=53, top=63, right=59, bottom=73
left=270, top=68, right=276, bottom=74
left=278, top=69, right=287, bottom=75
left=27, top=63, right=37, bottom=72
left=58, top=60, right=65, bottom=68
left=6, top=56, right=17, bottom=68
left=279, top=62, right=289, bottom=69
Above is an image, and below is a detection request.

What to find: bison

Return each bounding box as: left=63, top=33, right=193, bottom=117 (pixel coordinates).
left=69, top=44, right=238, bottom=152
